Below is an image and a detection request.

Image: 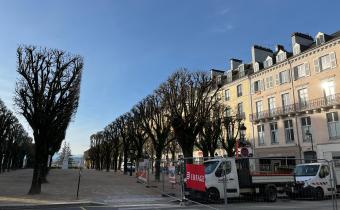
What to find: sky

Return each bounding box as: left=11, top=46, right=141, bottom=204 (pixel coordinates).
left=0, top=0, right=339, bottom=155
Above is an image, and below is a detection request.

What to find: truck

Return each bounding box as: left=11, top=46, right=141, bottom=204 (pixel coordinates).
left=289, top=161, right=340, bottom=200
left=186, top=157, right=294, bottom=202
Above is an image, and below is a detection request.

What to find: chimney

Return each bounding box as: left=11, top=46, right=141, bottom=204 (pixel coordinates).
left=251, top=45, right=273, bottom=63
left=291, top=32, right=314, bottom=46
left=230, top=58, right=242, bottom=70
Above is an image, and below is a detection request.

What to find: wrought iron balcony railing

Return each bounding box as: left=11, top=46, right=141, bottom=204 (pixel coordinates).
left=250, top=93, right=340, bottom=122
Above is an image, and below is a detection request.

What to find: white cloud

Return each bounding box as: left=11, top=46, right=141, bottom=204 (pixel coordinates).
left=211, top=24, right=234, bottom=33
left=217, top=8, right=230, bottom=16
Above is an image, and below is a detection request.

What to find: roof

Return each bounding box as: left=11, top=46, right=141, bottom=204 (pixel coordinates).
left=291, top=32, right=313, bottom=40
left=253, top=45, right=273, bottom=53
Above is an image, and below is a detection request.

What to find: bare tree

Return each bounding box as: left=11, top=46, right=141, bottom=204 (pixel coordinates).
left=15, top=46, right=83, bottom=194
left=196, top=103, right=224, bottom=157
left=221, top=107, right=244, bottom=157
left=116, top=114, right=131, bottom=175
left=134, top=93, right=172, bottom=180
left=158, top=70, right=220, bottom=161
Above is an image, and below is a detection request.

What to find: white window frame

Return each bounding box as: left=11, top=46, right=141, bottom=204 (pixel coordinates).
left=224, top=89, right=230, bottom=101
left=257, top=124, right=265, bottom=145
left=301, top=117, right=312, bottom=142
left=327, top=112, right=340, bottom=140
left=284, top=119, right=294, bottom=143
left=270, top=122, right=279, bottom=144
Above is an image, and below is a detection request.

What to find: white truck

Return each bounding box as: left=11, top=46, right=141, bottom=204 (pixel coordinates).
left=289, top=161, right=340, bottom=200
left=186, top=157, right=294, bottom=202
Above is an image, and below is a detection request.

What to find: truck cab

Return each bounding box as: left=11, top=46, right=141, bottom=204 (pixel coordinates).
left=292, top=162, right=335, bottom=199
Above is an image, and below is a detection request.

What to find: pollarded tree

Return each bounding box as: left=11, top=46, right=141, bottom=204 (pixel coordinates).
left=158, top=69, right=220, bottom=161
left=116, top=114, right=131, bottom=175
left=196, top=103, right=224, bottom=158
left=221, top=107, right=245, bottom=157
left=134, top=93, right=173, bottom=180
left=15, top=45, right=83, bottom=194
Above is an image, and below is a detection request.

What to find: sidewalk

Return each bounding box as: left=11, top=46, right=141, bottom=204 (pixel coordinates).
left=0, top=169, right=169, bottom=206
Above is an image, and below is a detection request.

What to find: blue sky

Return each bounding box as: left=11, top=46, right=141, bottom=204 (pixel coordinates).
left=0, top=0, right=339, bottom=155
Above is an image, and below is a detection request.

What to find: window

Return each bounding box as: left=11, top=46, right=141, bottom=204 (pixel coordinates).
left=239, top=65, right=245, bottom=77
left=316, top=34, right=325, bottom=46
left=252, top=80, right=262, bottom=93
left=281, top=93, right=290, bottom=112
left=224, top=89, right=230, bottom=101
left=293, top=44, right=300, bottom=55
left=226, top=71, right=232, bottom=83
left=270, top=122, right=278, bottom=144
left=277, top=70, right=290, bottom=84
left=264, top=57, right=273, bottom=68
left=315, top=53, right=337, bottom=72
left=327, top=112, right=340, bottom=140
left=301, top=117, right=312, bottom=142
left=268, top=97, right=276, bottom=115
left=237, top=102, right=243, bottom=117
left=266, top=76, right=274, bottom=89
left=257, top=124, right=265, bottom=145
left=322, top=78, right=335, bottom=104
left=293, top=63, right=310, bottom=80
left=225, top=108, right=231, bottom=117
left=254, top=62, right=259, bottom=72
left=284, top=119, right=294, bottom=143
left=237, top=84, right=242, bottom=97
left=256, top=101, right=263, bottom=117
left=276, top=52, right=286, bottom=63
left=298, top=88, right=309, bottom=108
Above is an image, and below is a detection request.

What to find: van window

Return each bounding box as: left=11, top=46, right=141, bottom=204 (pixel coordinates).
left=218, top=161, right=231, bottom=174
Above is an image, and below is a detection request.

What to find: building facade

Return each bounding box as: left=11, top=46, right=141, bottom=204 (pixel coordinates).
left=212, top=30, right=340, bottom=162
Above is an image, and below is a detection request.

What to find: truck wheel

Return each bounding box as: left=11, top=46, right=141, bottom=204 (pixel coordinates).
left=207, top=188, right=220, bottom=202
left=264, top=187, right=277, bottom=202
left=314, top=188, right=324, bottom=200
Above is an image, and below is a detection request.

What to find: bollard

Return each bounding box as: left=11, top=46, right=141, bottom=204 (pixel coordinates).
left=76, top=167, right=82, bottom=199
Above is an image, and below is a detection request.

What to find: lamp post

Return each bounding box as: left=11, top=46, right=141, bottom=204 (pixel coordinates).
left=305, top=130, right=315, bottom=159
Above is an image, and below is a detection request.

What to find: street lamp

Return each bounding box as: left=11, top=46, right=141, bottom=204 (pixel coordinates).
left=305, top=130, right=315, bottom=159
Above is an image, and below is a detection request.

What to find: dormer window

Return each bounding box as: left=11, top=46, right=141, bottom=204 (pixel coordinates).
left=264, top=57, right=273, bottom=68
left=293, top=44, right=300, bottom=55
left=316, top=33, right=325, bottom=46
left=238, top=64, right=245, bottom=77
left=226, top=71, right=232, bottom=83
left=276, top=51, right=286, bottom=63
left=254, top=62, right=259, bottom=72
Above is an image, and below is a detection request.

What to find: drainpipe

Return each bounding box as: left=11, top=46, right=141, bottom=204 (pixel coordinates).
left=249, top=74, right=256, bottom=157
left=287, top=58, right=303, bottom=160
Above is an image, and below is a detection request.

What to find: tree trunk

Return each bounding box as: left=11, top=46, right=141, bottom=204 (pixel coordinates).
left=123, top=149, right=128, bottom=174
left=154, top=150, right=162, bottom=181
left=48, top=154, right=53, bottom=168
left=28, top=143, right=43, bottom=194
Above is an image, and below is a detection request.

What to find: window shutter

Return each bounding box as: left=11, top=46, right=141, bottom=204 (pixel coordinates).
left=314, top=58, right=320, bottom=72
left=261, top=79, right=265, bottom=91
left=293, top=67, right=299, bottom=80
left=305, top=63, right=310, bottom=76
left=286, top=70, right=291, bottom=83
left=330, top=52, right=337, bottom=68
left=266, top=77, right=269, bottom=89
left=275, top=74, right=280, bottom=85
left=250, top=83, right=254, bottom=94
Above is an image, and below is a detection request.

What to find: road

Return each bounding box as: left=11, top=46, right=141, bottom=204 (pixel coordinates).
left=4, top=199, right=336, bottom=210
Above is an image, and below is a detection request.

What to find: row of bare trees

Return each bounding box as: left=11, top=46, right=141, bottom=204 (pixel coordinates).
left=0, top=99, right=34, bottom=173
left=88, top=69, right=247, bottom=180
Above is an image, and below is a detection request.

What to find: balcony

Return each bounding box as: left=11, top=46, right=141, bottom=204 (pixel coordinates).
left=250, top=93, right=340, bottom=122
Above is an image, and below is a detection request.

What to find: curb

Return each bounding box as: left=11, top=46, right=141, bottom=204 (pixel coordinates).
left=0, top=202, right=105, bottom=209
